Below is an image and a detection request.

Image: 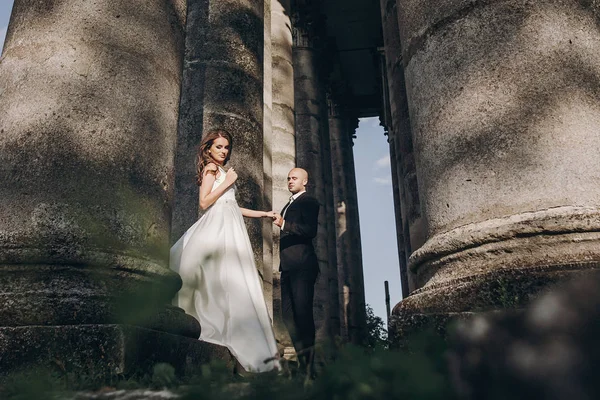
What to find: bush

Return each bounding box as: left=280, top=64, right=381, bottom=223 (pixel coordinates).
left=364, top=304, right=388, bottom=349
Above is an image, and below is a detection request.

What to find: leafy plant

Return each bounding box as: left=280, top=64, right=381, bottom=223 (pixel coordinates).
left=364, top=304, right=388, bottom=349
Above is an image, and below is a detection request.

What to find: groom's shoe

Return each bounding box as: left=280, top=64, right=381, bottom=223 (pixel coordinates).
left=306, top=348, right=317, bottom=380
left=297, top=347, right=316, bottom=380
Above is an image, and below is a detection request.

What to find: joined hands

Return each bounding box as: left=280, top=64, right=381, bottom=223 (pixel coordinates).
left=262, top=211, right=283, bottom=227
left=264, top=211, right=284, bottom=227
left=272, top=213, right=283, bottom=227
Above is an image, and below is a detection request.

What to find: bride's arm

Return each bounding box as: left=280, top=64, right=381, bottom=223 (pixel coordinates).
left=239, top=208, right=276, bottom=218
left=199, top=164, right=235, bottom=210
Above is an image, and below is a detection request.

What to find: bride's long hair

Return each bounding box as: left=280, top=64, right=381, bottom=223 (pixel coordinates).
left=196, top=129, right=233, bottom=186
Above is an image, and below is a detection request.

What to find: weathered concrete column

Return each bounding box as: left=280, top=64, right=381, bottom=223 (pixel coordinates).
left=322, top=107, right=341, bottom=341
left=379, top=61, right=410, bottom=295
left=394, top=0, right=600, bottom=332
left=0, top=0, right=235, bottom=377
left=379, top=0, right=424, bottom=296
left=271, top=0, right=296, bottom=352
left=385, top=132, right=410, bottom=294
left=263, top=0, right=274, bottom=321
left=328, top=98, right=367, bottom=345
left=293, top=6, right=339, bottom=343
left=379, top=54, right=410, bottom=297
left=175, top=0, right=265, bottom=272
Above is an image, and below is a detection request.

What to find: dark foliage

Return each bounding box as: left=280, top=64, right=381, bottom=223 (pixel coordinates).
left=364, top=304, right=388, bottom=349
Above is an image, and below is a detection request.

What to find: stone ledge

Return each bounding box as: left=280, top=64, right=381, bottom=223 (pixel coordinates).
left=396, top=267, right=600, bottom=316
left=0, top=325, right=234, bottom=380
left=410, top=206, right=600, bottom=271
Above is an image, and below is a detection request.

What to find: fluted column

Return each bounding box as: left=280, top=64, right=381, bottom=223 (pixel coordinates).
left=328, top=97, right=367, bottom=345
left=292, top=3, right=338, bottom=343
left=394, top=0, right=600, bottom=331
left=271, top=0, right=296, bottom=351
left=379, top=0, right=424, bottom=296
left=175, top=0, right=265, bottom=272
left=0, top=0, right=234, bottom=376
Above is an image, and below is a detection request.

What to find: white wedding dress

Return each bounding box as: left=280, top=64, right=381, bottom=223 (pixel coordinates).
left=170, top=166, right=280, bottom=372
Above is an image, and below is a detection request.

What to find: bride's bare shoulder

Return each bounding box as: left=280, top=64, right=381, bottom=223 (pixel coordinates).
left=203, top=163, right=218, bottom=175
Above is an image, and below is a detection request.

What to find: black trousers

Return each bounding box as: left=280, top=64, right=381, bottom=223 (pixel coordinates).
left=280, top=268, right=318, bottom=355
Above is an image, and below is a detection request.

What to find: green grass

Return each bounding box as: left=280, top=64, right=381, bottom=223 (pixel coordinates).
left=0, top=337, right=456, bottom=400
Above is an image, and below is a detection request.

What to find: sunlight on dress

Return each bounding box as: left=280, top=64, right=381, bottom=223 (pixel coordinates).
left=170, top=166, right=280, bottom=372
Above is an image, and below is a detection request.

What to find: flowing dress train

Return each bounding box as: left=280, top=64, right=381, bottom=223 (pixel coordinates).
left=170, top=167, right=279, bottom=372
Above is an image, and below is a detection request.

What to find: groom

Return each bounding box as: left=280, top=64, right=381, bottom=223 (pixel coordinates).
left=273, top=168, right=320, bottom=376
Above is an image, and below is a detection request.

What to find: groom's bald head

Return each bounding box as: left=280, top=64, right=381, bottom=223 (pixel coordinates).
left=287, top=168, right=309, bottom=194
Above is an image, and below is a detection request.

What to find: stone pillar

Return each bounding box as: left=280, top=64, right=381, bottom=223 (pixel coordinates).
left=328, top=97, right=367, bottom=345
left=378, top=51, right=410, bottom=298
left=344, top=119, right=367, bottom=344
left=271, top=0, right=296, bottom=352
left=322, top=102, right=341, bottom=341
left=292, top=5, right=338, bottom=344
left=379, top=0, right=424, bottom=296
left=263, top=0, right=274, bottom=319
left=394, top=0, right=600, bottom=332
left=0, top=0, right=234, bottom=377
left=175, top=0, right=265, bottom=272
left=320, top=93, right=340, bottom=342
left=387, top=132, right=410, bottom=295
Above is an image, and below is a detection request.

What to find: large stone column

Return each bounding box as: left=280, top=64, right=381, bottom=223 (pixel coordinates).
left=263, top=0, right=274, bottom=319
left=320, top=96, right=341, bottom=342
left=378, top=53, right=410, bottom=297
left=394, top=0, right=600, bottom=332
left=0, top=0, right=233, bottom=377
left=328, top=97, right=367, bottom=345
left=175, top=0, right=265, bottom=272
left=379, top=0, right=424, bottom=296
left=292, top=4, right=338, bottom=344
left=271, top=0, right=296, bottom=353
left=386, top=132, right=410, bottom=295
left=379, top=57, right=410, bottom=296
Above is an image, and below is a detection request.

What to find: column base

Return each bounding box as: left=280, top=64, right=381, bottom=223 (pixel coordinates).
left=389, top=311, right=478, bottom=345
left=391, top=266, right=600, bottom=343
left=0, top=324, right=234, bottom=380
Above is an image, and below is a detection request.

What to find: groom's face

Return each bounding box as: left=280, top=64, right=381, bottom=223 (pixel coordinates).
left=287, top=169, right=308, bottom=194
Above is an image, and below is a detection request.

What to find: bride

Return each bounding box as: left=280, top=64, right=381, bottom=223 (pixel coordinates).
left=170, top=129, right=280, bottom=372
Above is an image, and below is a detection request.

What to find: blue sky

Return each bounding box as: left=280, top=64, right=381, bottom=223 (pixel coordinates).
left=0, top=2, right=401, bottom=321
left=354, top=118, right=401, bottom=321
left=0, top=1, right=9, bottom=54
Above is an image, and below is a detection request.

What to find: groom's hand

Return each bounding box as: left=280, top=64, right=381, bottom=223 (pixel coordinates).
left=273, top=213, right=284, bottom=228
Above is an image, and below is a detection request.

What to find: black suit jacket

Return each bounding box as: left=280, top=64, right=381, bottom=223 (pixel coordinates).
left=279, top=193, right=320, bottom=272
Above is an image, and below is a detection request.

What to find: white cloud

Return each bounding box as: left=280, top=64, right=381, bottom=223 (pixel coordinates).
left=359, top=117, right=381, bottom=129
left=373, top=176, right=392, bottom=185
left=0, top=26, right=7, bottom=54
left=374, top=155, right=390, bottom=169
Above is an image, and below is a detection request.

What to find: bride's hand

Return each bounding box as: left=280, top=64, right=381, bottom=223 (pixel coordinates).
left=264, top=210, right=276, bottom=218
left=224, top=168, right=238, bottom=185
